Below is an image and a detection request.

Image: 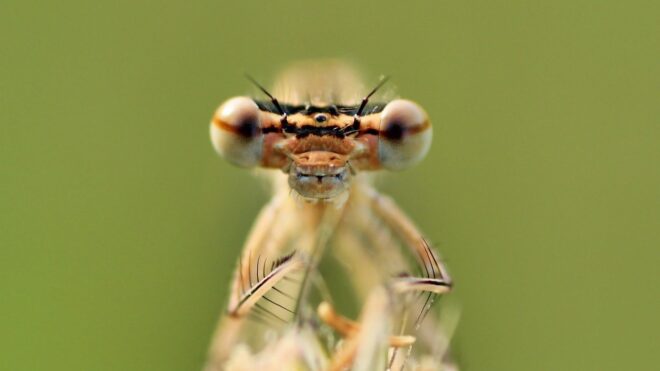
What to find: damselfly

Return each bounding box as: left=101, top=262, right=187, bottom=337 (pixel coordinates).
left=206, top=60, right=456, bottom=371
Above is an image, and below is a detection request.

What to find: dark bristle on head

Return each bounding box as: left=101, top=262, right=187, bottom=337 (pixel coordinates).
left=356, top=75, right=390, bottom=117
left=245, top=74, right=286, bottom=116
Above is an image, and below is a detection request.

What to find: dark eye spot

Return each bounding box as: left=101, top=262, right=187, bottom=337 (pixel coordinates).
left=383, top=122, right=405, bottom=140
left=315, top=114, right=328, bottom=123
left=236, top=117, right=259, bottom=138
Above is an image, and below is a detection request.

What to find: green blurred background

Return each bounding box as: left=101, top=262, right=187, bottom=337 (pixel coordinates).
left=1, top=1, right=658, bottom=370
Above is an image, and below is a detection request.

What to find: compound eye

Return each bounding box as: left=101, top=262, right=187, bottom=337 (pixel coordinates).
left=210, top=97, right=263, bottom=167
left=378, top=99, right=432, bottom=170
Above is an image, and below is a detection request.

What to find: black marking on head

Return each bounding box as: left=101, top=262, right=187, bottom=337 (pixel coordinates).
left=296, top=125, right=345, bottom=139
left=261, top=123, right=370, bottom=138
left=261, top=126, right=282, bottom=134
left=282, top=120, right=297, bottom=134
left=257, top=105, right=385, bottom=138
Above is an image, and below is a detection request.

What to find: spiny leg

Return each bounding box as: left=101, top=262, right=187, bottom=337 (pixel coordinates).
left=362, top=186, right=453, bottom=368
left=205, top=193, right=301, bottom=369
left=368, top=188, right=451, bottom=279
left=326, top=187, right=452, bottom=368
left=328, top=187, right=425, bottom=305
left=366, top=186, right=452, bottom=309
left=206, top=252, right=305, bottom=371
left=226, top=193, right=293, bottom=310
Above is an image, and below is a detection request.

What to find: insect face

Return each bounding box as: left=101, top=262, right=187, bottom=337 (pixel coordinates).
left=281, top=113, right=356, bottom=199
left=210, top=79, right=432, bottom=199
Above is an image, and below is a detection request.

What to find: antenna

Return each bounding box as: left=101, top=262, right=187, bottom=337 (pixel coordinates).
left=355, top=75, right=390, bottom=118
left=245, top=74, right=286, bottom=117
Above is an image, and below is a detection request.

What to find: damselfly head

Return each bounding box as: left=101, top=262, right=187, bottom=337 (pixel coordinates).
left=210, top=61, right=432, bottom=199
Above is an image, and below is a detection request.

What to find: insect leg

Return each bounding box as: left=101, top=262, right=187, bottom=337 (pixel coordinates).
left=205, top=193, right=300, bottom=370
left=365, top=187, right=452, bottom=328
left=366, top=188, right=452, bottom=285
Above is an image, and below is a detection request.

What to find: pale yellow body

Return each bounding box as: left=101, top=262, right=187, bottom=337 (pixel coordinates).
left=207, top=61, right=456, bottom=371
